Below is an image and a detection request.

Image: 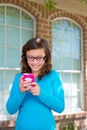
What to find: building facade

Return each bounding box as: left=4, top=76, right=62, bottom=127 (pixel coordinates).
left=0, top=0, right=87, bottom=129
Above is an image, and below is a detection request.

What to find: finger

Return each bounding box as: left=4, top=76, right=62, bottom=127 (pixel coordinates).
left=32, top=91, right=40, bottom=95
left=31, top=82, right=37, bottom=86
left=25, top=85, right=32, bottom=90
left=31, top=88, right=40, bottom=94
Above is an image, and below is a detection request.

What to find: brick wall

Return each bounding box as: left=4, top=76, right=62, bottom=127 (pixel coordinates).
left=0, top=112, right=87, bottom=130
left=0, top=0, right=87, bottom=129
left=0, top=120, right=15, bottom=130
left=0, top=128, right=14, bottom=130
left=55, top=112, right=87, bottom=130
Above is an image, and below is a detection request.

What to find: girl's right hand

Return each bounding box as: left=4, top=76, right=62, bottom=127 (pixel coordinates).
left=20, top=76, right=32, bottom=93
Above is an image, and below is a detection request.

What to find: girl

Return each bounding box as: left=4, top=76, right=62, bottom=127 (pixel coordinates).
left=6, top=37, right=65, bottom=130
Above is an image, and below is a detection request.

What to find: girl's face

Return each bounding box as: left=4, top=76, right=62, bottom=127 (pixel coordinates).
left=26, top=48, right=46, bottom=75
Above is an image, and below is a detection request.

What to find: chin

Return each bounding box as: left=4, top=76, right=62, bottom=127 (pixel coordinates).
left=32, top=66, right=42, bottom=72
left=32, top=68, right=40, bottom=72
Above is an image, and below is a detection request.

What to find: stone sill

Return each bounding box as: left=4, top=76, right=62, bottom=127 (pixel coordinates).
left=0, top=111, right=87, bottom=128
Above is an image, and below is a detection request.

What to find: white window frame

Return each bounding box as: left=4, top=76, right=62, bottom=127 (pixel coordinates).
left=0, top=4, right=36, bottom=118
left=52, top=17, right=84, bottom=113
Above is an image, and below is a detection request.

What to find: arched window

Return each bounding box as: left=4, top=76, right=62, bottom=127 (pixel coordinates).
left=0, top=5, right=36, bottom=116
left=52, top=18, right=83, bottom=112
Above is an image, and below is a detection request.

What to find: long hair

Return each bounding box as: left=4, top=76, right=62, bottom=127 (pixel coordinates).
left=21, top=37, right=52, bottom=80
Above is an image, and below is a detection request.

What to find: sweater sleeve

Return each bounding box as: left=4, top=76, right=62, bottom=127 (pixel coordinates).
left=38, top=71, right=65, bottom=113
left=6, top=74, right=25, bottom=115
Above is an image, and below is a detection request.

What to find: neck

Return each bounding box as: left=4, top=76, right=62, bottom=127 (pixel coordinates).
left=32, top=71, right=39, bottom=78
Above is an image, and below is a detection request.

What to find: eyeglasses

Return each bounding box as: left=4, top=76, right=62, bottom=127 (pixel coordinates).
left=26, top=56, right=46, bottom=61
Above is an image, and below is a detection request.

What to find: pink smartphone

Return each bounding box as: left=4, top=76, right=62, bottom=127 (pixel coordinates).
left=23, top=73, right=35, bottom=82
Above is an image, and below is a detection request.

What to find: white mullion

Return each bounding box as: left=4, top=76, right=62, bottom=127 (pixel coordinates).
left=71, top=21, right=73, bottom=108
left=4, top=5, right=6, bottom=68
left=20, top=9, right=22, bottom=62
left=71, top=21, right=73, bottom=71
left=2, top=5, right=6, bottom=112
left=0, top=67, right=20, bottom=71
left=60, top=20, right=62, bottom=70
left=80, top=29, right=84, bottom=109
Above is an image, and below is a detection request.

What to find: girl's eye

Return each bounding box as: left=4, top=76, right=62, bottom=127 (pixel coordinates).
left=27, top=56, right=46, bottom=61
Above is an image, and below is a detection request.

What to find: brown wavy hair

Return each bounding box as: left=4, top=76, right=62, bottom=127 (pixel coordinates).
left=21, top=37, right=52, bottom=80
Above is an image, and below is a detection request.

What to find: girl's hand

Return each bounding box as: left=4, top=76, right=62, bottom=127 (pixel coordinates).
left=20, top=76, right=32, bottom=93
left=30, top=82, right=40, bottom=96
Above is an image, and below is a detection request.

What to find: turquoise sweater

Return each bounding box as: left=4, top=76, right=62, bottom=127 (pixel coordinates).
left=6, top=70, right=65, bottom=130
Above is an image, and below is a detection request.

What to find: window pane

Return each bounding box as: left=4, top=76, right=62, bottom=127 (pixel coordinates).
left=72, top=23, right=81, bottom=37
left=21, top=29, right=34, bottom=46
left=0, top=47, right=4, bottom=67
left=52, top=20, right=61, bottom=28
left=0, top=5, right=35, bottom=116
left=72, top=54, right=81, bottom=70
left=62, top=28, right=72, bottom=37
left=6, top=27, right=20, bottom=47
left=52, top=19, right=82, bottom=112
left=1, top=92, right=14, bottom=116
left=52, top=26, right=61, bottom=35
left=52, top=35, right=61, bottom=49
left=61, top=20, right=71, bottom=30
left=61, top=73, right=81, bottom=111
left=0, top=93, right=3, bottom=113
left=21, top=11, right=34, bottom=28
left=2, top=93, right=9, bottom=115
left=72, top=73, right=80, bottom=87
left=3, top=70, right=19, bottom=92
left=71, top=74, right=81, bottom=109
left=62, top=54, right=72, bottom=70
left=61, top=36, right=71, bottom=54
left=6, top=47, right=20, bottom=68
left=52, top=35, right=61, bottom=69
left=52, top=47, right=61, bottom=70
left=0, top=6, right=5, bottom=24
left=6, top=7, right=20, bottom=26
left=61, top=73, right=72, bottom=97
left=72, top=38, right=81, bottom=55
left=61, top=20, right=72, bottom=37
left=0, top=25, right=4, bottom=46
left=0, top=71, right=3, bottom=91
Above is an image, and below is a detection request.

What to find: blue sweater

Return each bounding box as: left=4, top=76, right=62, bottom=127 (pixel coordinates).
left=6, top=70, right=65, bottom=130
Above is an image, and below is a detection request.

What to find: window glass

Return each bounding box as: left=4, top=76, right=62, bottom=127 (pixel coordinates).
left=3, top=70, right=18, bottom=92
left=3, top=93, right=9, bottom=115
left=0, top=93, right=3, bottom=113
left=62, top=53, right=72, bottom=70
left=0, top=71, right=3, bottom=91
left=72, top=38, right=81, bottom=55
left=6, top=27, right=20, bottom=47
left=21, top=11, right=34, bottom=28
left=61, top=73, right=81, bottom=111
left=6, top=47, right=20, bottom=68
left=0, top=5, right=35, bottom=116
left=0, top=47, right=4, bottom=67
left=52, top=19, right=82, bottom=112
left=0, top=6, right=5, bottom=24
left=72, top=54, right=81, bottom=70
left=0, top=25, right=4, bottom=46
left=21, top=29, right=34, bottom=45
left=6, top=7, right=20, bottom=26
left=72, top=23, right=81, bottom=37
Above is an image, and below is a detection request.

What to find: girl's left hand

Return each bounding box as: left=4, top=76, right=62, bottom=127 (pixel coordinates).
left=29, top=82, right=40, bottom=96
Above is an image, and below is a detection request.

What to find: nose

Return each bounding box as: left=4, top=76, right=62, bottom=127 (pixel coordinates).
left=32, top=59, right=38, bottom=63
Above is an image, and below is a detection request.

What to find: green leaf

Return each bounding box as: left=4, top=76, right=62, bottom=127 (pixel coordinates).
left=44, top=0, right=56, bottom=10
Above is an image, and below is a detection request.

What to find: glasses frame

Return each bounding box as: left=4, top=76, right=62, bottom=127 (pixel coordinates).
left=26, top=56, right=46, bottom=61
